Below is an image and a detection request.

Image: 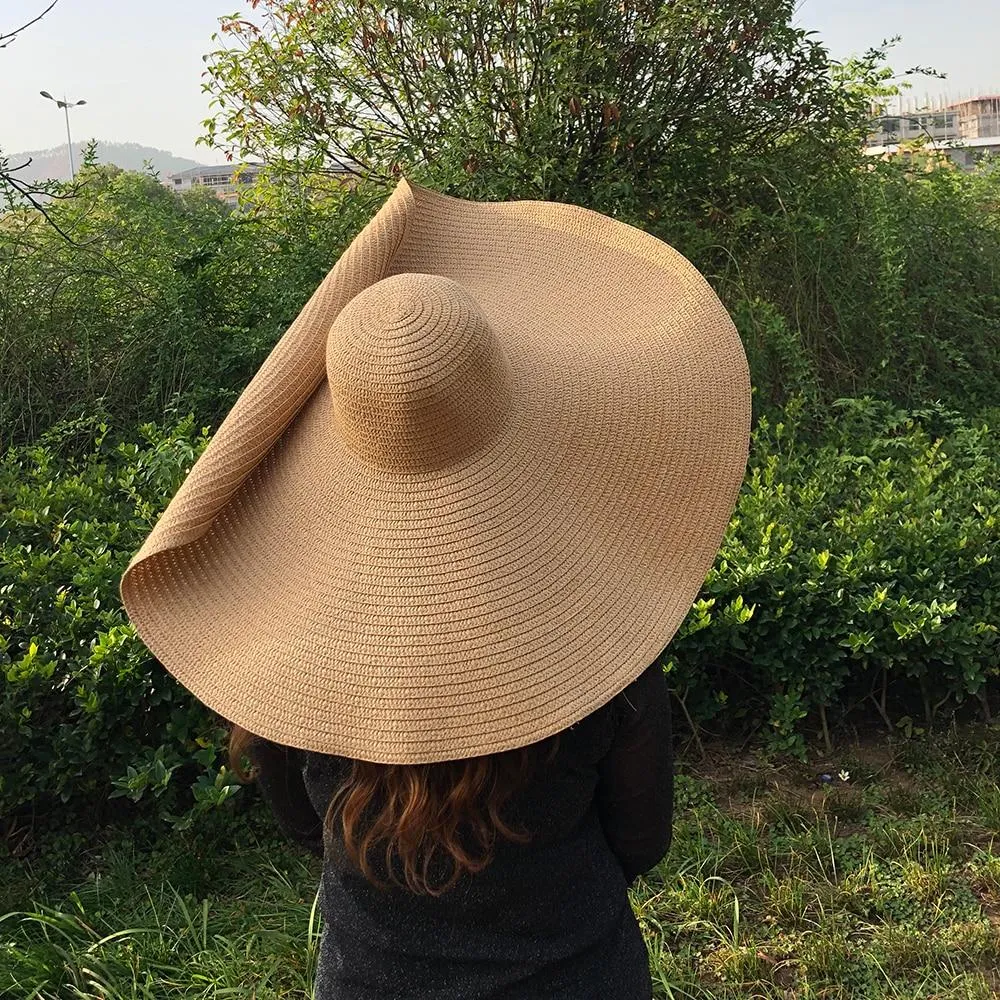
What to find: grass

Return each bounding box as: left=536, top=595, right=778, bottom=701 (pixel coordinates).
left=2, top=728, right=999, bottom=999
left=0, top=817, right=324, bottom=998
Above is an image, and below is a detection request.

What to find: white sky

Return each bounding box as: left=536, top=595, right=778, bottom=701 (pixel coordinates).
left=0, top=0, right=997, bottom=163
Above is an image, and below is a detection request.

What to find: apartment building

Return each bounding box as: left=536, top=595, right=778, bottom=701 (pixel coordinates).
left=951, top=96, right=1000, bottom=140
left=164, top=163, right=262, bottom=205
left=163, top=160, right=358, bottom=204
left=867, top=109, right=960, bottom=146
left=865, top=94, right=1000, bottom=171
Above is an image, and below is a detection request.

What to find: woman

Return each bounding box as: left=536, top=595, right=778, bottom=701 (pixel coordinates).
left=232, top=659, right=671, bottom=999
left=121, top=178, right=750, bottom=999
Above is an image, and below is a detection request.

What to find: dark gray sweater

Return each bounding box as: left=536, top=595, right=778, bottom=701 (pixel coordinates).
left=253, top=663, right=673, bottom=1000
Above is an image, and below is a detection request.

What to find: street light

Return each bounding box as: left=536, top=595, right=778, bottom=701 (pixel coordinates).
left=40, top=90, right=86, bottom=180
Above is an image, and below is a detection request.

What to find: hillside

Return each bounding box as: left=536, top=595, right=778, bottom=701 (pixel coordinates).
left=4, top=141, right=206, bottom=183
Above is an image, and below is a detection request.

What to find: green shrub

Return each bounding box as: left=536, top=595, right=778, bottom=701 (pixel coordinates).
left=0, top=160, right=377, bottom=447
left=0, top=416, right=234, bottom=831
left=686, top=158, right=1000, bottom=414
left=666, top=396, right=1000, bottom=756
left=2, top=398, right=998, bottom=828
left=203, top=0, right=871, bottom=224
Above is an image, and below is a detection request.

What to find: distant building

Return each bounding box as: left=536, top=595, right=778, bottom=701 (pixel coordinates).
left=163, top=159, right=359, bottom=204
left=865, top=94, right=1000, bottom=171
left=867, top=110, right=960, bottom=146
left=864, top=135, right=1000, bottom=171
left=950, top=95, right=1000, bottom=140
left=164, top=163, right=263, bottom=205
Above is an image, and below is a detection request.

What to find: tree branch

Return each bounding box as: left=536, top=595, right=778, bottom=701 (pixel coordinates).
left=0, top=0, right=60, bottom=49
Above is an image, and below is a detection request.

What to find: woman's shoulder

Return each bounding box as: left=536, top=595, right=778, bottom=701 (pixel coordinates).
left=583, top=663, right=668, bottom=736
left=552, top=664, right=663, bottom=762
left=615, top=663, right=668, bottom=710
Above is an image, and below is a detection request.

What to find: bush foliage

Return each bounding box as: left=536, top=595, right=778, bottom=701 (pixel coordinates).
left=2, top=399, right=997, bottom=827
left=0, top=158, right=381, bottom=447
left=695, top=159, right=1000, bottom=413
left=203, top=0, right=868, bottom=214
left=0, top=417, right=225, bottom=831
left=666, top=397, right=999, bottom=757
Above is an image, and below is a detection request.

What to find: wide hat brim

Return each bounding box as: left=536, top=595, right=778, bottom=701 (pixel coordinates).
left=120, top=179, right=751, bottom=764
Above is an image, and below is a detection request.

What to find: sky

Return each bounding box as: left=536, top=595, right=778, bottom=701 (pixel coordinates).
left=0, top=0, right=997, bottom=165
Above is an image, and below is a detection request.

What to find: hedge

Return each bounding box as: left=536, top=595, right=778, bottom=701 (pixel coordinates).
left=1, top=398, right=997, bottom=829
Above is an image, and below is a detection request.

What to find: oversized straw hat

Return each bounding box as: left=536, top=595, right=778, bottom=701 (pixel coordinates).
left=121, top=178, right=751, bottom=764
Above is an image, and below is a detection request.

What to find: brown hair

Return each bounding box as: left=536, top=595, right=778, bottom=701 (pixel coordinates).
left=229, top=725, right=558, bottom=896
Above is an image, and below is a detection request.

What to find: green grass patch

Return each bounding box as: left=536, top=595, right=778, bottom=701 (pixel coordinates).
left=1, top=818, right=323, bottom=999
left=3, top=730, right=999, bottom=999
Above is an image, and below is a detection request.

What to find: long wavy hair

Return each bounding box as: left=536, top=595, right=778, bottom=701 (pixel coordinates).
left=229, top=724, right=558, bottom=896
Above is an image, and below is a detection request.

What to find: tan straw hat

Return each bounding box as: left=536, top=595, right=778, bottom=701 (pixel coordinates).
left=121, top=178, right=751, bottom=764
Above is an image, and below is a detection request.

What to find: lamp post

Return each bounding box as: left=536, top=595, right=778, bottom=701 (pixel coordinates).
left=40, top=91, right=87, bottom=180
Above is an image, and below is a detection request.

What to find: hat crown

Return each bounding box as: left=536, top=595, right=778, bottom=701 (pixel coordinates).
left=326, top=273, right=513, bottom=472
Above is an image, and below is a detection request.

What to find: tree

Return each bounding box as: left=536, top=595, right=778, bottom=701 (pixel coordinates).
left=201, top=0, right=873, bottom=214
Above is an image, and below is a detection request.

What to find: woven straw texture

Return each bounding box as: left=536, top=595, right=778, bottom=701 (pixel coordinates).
left=120, top=179, right=751, bottom=764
